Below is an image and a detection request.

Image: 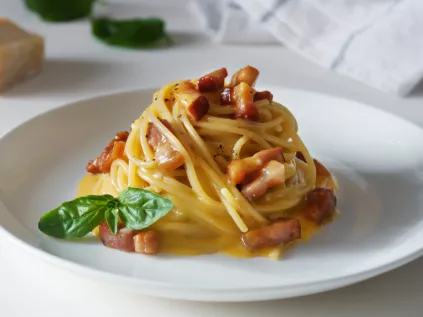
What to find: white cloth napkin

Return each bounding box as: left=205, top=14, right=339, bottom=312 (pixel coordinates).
left=192, top=0, right=423, bottom=96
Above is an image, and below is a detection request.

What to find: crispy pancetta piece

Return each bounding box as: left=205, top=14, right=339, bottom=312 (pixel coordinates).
left=221, top=87, right=272, bottom=117
left=220, top=66, right=268, bottom=120
left=304, top=188, right=337, bottom=225
left=99, top=222, right=160, bottom=254
left=147, top=121, right=184, bottom=171
left=134, top=231, right=160, bottom=255
left=175, top=81, right=209, bottom=120
left=241, top=160, right=285, bottom=200
left=230, top=65, right=260, bottom=87
left=99, top=222, right=136, bottom=252
left=242, top=218, right=301, bottom=250
left=227, top=147, right=284, bottom=185
left=86, top=131, right=129, bottom=174
left=198, top=68, right=228, bottom=92
left=253, top=90, right=273, bottom=102
left=233, top=82, right=259, bottom=121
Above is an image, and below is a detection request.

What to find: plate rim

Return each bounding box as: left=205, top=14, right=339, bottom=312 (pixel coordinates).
left=1, top=87, right=423, bottom=302
left=2, top=223, right=423, bottom=302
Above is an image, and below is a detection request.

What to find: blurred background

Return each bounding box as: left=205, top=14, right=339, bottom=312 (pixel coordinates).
left=2, top=0, right=422, bottom=129
left=2, top=0, right=422, bottom=101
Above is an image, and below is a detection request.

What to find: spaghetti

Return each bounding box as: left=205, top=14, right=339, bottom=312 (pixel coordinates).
left=79, top=66, right=338, bottom=259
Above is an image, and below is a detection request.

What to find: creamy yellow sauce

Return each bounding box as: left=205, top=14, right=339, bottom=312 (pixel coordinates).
left=77, top=172, right=337, bottom=259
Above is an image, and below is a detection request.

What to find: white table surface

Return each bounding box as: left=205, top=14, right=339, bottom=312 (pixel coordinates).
left=1, top=1, right=423, bottom=316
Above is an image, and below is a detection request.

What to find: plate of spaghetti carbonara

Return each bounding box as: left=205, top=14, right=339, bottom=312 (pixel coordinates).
left=1, top=66, right=423, bottom=301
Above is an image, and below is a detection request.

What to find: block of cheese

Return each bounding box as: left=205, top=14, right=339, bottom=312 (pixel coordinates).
left=0, top=18, right=44, bottom=92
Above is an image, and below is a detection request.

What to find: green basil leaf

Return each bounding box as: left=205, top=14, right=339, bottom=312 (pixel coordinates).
left=91, top=17, right=172, bottom=49
left=25, top=0, right=95, bottom=22
left=118, top=187, right=173, bottom=230
left=105, top=208, right=119, bottom=235
left=38, top=195, right=114, bottom=239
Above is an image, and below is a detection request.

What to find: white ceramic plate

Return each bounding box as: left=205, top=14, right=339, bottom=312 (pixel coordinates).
left=1, top=88, right=423, bottom=302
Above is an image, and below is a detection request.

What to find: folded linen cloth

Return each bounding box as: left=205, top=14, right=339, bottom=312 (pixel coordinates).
left=192, top=0, right=423, bottom=96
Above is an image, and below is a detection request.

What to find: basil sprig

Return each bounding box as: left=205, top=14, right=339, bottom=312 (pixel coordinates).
left=38, top=188, right=173, bottom=239
left=91, top=17, right=172, bottom=49
left=25, top=0, right=95, bottom=22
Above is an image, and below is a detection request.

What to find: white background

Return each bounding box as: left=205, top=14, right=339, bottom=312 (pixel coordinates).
left=1, top=0, right=423, bottom=316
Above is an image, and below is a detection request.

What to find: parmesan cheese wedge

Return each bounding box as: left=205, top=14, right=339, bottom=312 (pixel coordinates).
left=0, top=18, right=44, bottom=92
